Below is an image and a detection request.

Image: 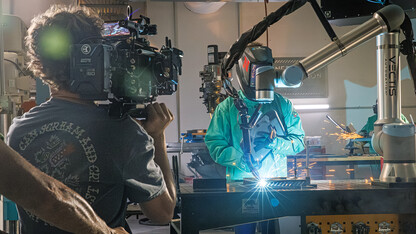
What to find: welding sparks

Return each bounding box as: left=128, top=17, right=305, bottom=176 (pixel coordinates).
left=257, top=179, right=268, bottom=188
left=330, top=132, right=363, bottom=141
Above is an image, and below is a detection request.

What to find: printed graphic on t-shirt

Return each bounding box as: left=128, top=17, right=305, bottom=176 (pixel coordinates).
left=17, top=121, right=101, bottom=223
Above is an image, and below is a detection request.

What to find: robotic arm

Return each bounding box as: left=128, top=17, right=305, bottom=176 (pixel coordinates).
left=278, top=4, right=416, bottom=184
left=279, top=4, right=405, bottom=86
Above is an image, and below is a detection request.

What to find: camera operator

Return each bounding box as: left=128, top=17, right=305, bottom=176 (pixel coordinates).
left=6, top=5, right=176, bottom=233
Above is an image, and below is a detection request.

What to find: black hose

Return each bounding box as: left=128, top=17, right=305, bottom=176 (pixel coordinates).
left=221, top=0, right=307, bottom=79
left=399, top=14, right=416, bottom=95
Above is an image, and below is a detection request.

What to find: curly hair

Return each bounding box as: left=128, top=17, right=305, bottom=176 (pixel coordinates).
left=26, top=5, right=103, bottom=90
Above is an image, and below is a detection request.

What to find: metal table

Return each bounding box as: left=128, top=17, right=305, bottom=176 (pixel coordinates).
left=166, top=142, right=208, bottom=175
left=166, top=142, right=208, bottom=153
left=174, top=180, right=416, bottom=233
left=288, top=154, right=382, bottom=179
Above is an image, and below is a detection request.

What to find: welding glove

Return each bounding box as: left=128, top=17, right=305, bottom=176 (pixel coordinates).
left=251, top=109, right=285, bottom=153
left=253, top=126, right=278, bottom=150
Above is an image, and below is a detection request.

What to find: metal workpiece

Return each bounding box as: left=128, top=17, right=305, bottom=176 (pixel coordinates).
left=375, top=32, right=402, bottom=125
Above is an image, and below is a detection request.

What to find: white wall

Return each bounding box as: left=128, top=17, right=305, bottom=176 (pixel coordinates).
left=174, top=2, right=239, bottom=134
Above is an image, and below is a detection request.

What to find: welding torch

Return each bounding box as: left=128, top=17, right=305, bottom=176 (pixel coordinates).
left=326, top=114, right=352, bottom=133
left=243, top=154, right=261, bottom=180
left=237, top=102, right=263, bottom=180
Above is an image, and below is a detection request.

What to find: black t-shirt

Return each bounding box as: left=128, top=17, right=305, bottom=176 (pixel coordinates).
left=6, top=98, right=166, bottom=233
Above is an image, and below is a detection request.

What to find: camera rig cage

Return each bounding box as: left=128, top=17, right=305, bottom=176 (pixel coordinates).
left=69, top=14, right=183, bottom=118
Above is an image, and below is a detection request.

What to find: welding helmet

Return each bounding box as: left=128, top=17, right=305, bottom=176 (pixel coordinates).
left=236, top=45, right=275, bottom=102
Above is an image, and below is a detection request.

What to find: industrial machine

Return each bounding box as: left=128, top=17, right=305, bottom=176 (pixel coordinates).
left=0, top=15, right=33, bottom=131
left=199, top=45, right=228, bottom=114
left=0, top=13, right=32, bottom=234
left=371, top=30, right=416, bottom=185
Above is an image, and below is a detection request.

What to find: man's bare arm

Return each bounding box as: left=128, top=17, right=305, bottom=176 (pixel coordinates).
left=0, top=141, right=127, bottom=234
left=137, top=103, right=177, bottom=224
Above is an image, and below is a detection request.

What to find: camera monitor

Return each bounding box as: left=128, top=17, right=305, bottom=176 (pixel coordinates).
left=103, top=21, right=130, bottom=37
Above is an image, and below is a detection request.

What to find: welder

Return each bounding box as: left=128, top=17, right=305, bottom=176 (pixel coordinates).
left=205, top=42, right=305, bottom=233
left=205, top=43, right=305, bottom=181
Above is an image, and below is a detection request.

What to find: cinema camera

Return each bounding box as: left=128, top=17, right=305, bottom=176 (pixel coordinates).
left=69, top=15, right=183, bottom=118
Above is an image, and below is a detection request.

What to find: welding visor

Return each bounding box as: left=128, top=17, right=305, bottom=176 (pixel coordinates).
left=236, top=46, right=274, bottom=101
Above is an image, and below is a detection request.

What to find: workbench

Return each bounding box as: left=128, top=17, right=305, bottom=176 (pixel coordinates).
left=288, top=154, right=382, bottom=179
left=166, top=142, right=382, bottom=180
left=172, top=180, right=416, bottom=233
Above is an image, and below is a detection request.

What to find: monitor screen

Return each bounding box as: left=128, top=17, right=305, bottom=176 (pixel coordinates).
left=103, top=22, right=130, bottom=37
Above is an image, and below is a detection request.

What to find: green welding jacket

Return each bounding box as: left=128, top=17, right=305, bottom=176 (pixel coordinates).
left=359, top=114, right=409, bottom=136
left=205, top=90, right=305, bottom=181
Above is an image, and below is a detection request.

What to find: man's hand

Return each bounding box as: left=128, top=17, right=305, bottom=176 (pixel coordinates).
left=138, top=103, right=174, bottom=138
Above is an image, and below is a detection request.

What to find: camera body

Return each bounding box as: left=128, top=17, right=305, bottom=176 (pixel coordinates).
left=69, top=16, right=183, bottom=117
